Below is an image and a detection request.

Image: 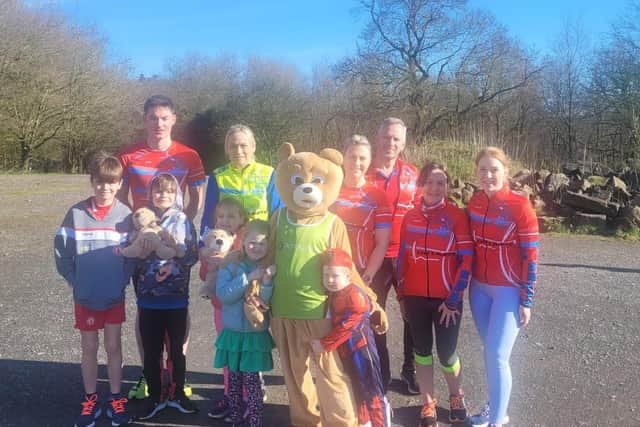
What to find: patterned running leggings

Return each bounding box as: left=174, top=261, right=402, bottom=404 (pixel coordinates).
left=229, top=371, right=263, bottom=427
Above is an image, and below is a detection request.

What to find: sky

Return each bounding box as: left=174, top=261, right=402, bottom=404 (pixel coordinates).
left=42, top=0, right=632, bottom=78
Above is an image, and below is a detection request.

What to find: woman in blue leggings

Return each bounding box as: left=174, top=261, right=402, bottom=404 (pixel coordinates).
left=467, top=147, right=539, bottom=427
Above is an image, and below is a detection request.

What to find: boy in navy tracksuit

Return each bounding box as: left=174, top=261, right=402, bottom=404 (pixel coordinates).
left=133, top=172, right=199, bottom=420
left=54, top=152, right=134, bottom=427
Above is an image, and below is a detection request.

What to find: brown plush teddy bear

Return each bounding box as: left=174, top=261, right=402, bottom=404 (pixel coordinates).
left=243, top=265, right=275, bottom=329
left=268, top=142, right=388, bottom=427
left=198, top=228, right=235, bottom=299
left=122, top=207, right=177, bottom=260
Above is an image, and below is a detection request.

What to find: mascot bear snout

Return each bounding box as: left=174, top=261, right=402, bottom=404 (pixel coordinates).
left=293, top=183, right=323, bottom=208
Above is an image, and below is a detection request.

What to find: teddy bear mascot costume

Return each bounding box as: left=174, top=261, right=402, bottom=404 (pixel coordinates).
left=269, top=143, right=388, bottom=427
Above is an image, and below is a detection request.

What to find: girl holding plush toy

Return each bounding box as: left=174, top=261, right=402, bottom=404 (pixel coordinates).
left=198, top=197, right=249, bottom=420
left=214, top=219, right=276, bottom=427
left=133, top=172, right=199, bottom=420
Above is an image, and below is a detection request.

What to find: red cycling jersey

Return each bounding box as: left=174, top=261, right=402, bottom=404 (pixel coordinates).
left=118, top=140, right=205, bottom=211
left=366, top=158, right=420, bottom=258
left=467, top=186, right=539, bottom=307
left=330, top=184, right=391, bottom=271
left=397, top=199, right=473, bottom=308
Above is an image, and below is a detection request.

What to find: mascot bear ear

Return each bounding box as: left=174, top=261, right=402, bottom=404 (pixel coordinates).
left=319, top=148, right=343, bottom=166
left=278, top=143, right=295, bottom=162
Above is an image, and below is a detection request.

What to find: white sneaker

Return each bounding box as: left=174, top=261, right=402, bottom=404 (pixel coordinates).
left=468, top=403, right=509, bottom=426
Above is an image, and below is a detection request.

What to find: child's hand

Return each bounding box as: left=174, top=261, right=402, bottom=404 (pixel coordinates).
left=263, top=265, right=276, bottom=282
left=140, top=236, right=152, bottom=253
left=311, top=339, right=325, bottom=354
left=159, top=229, right=177, bottom=248
left=370, top=302, right=389, bottom=335
left=247, top=268, right=265, bottom=282
left=205, top=255, right=225, bottom=270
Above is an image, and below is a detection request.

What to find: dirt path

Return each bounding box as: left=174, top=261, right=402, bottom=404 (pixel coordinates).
left=1, top=174, right=639, bottom=426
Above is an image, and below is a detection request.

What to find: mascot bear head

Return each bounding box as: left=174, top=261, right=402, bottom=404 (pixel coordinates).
left=275, top=143, right=343, bottom=217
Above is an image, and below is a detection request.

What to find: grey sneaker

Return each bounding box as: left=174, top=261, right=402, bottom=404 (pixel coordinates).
left=469, top=403, right=509, bottom=426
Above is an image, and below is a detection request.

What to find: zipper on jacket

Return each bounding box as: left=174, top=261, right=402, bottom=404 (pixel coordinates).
left=388, top=168, right=402, bottom=228
left=482, top=193, right=490, bottom=281
left=424, top=212, right=431, bottom=297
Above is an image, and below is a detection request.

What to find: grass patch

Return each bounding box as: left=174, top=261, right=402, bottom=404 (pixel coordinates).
left=546, top=222, right=640, bottom=241
left=612, top=226, right=640, bottom=241
left=405, top=139, right=477, bottom=181
left=0, top=174, right=87, bottom=196
left=405, top=139, right=528, bottom=181
left=6, top=185, right=85, bottom=196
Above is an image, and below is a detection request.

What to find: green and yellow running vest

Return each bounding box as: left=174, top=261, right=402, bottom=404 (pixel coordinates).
left=272, top=208, right=337, bottom=319
left=214, top=162, right=273, bottom=221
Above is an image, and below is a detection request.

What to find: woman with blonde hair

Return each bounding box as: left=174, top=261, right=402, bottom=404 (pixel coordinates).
left=330, top=134, right=391, bottom=286
left=467, top=147, right=539, bottom=427
left=201, top=124, right=282, bottom=234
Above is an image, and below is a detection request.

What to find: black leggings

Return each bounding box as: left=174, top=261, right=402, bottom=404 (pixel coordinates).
left=370, top=257, right=414, bottom=390
left=403, top=296, right=461, bottom=366
left=139, top=307, right=188, bottom=400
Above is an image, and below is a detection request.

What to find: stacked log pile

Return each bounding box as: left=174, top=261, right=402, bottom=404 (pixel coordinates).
left=449, top=162, right=640, bottom=233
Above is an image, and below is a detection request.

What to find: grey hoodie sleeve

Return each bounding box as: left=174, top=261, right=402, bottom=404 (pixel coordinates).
left=54, top=208, right=76, bottom=288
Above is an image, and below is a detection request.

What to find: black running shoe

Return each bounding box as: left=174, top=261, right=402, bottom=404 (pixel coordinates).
left=401, top=366, right=420, bottom=395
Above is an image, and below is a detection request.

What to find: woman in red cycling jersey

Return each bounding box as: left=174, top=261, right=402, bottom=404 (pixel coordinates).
left=330, top=134, right=391, bottom=285
left=467, top=147, right=539, bottom=427
left=397, top=161, right=473, bottom=427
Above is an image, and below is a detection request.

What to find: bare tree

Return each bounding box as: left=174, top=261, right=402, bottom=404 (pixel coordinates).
left=237, top=57, right=310, bottom=160
left=0, top=1, right=134, bottom=170
left=165, top=53, right=241, bottom=121
left=0, top=6, right=76, bottom=169
left=542, top=18, right=591, bottom=161
left=337, top=0, right=541, bottom=143
left=586, top=1, right=640, bottom=165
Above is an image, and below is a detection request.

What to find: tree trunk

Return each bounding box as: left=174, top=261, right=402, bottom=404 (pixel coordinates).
left=19, top=141, right=31, bottom=171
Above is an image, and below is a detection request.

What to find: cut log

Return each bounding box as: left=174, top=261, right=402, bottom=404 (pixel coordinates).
left=567, top=212, right=608, bottom=229
left=562, top=190, right=620, bottom=217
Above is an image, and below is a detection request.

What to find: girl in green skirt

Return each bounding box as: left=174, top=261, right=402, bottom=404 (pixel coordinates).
left=214, top=220, right=275, bottom=427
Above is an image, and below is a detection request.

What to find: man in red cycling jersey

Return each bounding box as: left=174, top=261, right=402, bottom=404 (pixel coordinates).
left=366, top=117, right=421, bottom=394
left=117, top=95, right=205, bottom=403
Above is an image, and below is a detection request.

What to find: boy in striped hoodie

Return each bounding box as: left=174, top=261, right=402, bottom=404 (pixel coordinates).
left=54, top=152, right=134, bottom=427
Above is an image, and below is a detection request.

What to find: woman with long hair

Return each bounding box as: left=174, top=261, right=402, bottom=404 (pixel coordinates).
left=468, top=147, right=539, bottom=427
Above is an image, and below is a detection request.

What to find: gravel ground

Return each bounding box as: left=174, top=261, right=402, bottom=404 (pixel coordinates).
left=0, top=174, right=639, bottom=427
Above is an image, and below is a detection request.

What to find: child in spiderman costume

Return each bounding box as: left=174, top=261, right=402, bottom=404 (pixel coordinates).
left=311, top=248, right=391, bottom=427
